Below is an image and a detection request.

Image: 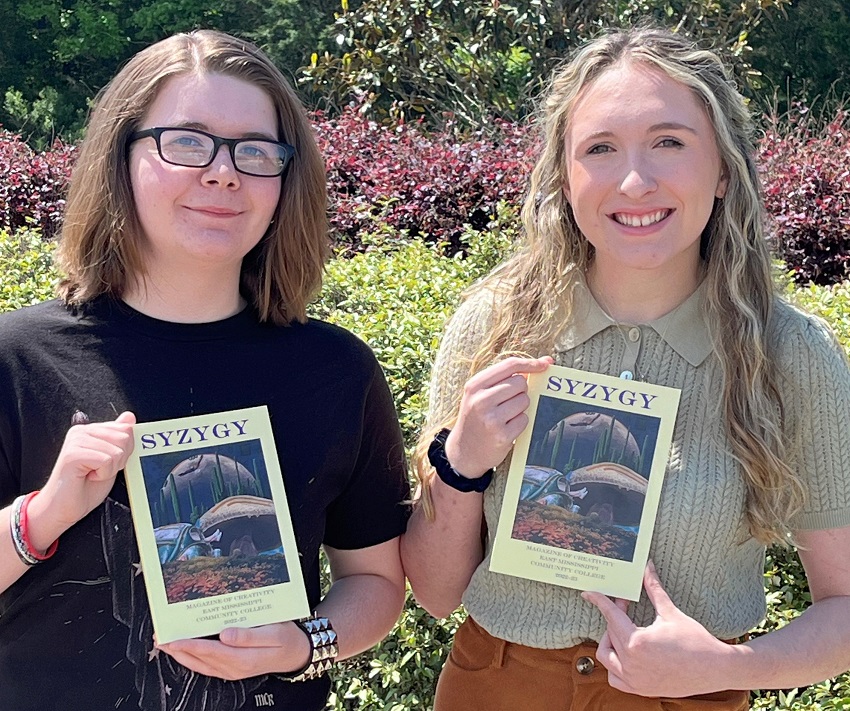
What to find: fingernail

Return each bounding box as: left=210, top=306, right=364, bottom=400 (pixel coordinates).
left=71, top=410, right=90, bottom=425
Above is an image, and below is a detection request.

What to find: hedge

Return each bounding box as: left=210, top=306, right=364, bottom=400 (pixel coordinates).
left=1, top=224, right=849, bottom=710
left=3, top=102, right=849, bottom=285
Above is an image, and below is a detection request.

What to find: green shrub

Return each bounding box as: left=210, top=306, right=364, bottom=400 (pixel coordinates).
left=315, top=240, right=850, bottom=710
left=0, top=227, right=58, bottom=308
left=312, top=208, right=518, bottom=447
left=749, top=280, right=850, bottom=710
left=2, top=225, right=850, bottom=710
left=328, top=604, right=465, bottom=710
left=788, top=281, right=850, bottom=353
left=751, top=544, right=850, bottom=710
left=311, top=212, right=517, bottom=710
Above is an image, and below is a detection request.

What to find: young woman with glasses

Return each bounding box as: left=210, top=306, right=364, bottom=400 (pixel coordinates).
left=0, top=30, right=409, bottom=711
left=402, top=25, right=850, bottom=711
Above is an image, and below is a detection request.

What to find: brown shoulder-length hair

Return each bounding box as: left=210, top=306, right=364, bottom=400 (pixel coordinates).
left=56, top=29, right=329, bottom=325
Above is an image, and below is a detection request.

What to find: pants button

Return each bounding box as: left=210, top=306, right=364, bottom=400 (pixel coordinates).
left=575, top=656, right=595, bottom=674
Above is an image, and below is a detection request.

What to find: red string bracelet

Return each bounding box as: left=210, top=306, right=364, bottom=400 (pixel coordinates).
left=15, top=491, right=58, bottom=563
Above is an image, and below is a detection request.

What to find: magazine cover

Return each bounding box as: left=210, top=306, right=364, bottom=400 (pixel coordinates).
left=124, top=406, right=309, bottom=643
left=490, top=365, right=681, bottom=600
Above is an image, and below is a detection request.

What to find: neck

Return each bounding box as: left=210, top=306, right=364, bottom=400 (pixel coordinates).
left=586, top=262, right=702, bottom=323
left=123, top=271, right=246, bottom=323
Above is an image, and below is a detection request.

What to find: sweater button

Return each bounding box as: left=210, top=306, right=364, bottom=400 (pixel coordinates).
left=576, top=656, right=595, bottom=674
left=628, top=327, right=641, bottom=342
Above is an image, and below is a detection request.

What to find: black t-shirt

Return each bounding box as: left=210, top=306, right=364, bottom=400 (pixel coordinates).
left=0, top=297, right=410, bottom=711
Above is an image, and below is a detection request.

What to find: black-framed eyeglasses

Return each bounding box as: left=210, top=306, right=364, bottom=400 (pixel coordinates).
left=129, top=127, right=295, bottom=178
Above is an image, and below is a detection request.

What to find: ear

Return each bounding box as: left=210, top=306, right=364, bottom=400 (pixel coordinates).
left=715, top=170, right=729, bottom=199
left=562, top=183, right=572, bottom=203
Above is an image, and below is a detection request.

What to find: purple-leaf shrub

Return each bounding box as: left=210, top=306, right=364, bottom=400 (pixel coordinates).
left=759, top=108, right=850, bottom=285
left=314, top=106, right=535, bottom=253
left=2, top=107, right=849, bottom=288
left=0, top=130, right=75, bottom=239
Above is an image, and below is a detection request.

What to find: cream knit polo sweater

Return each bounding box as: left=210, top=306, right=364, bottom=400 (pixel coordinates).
left=428, top=278, right=850, bottom=648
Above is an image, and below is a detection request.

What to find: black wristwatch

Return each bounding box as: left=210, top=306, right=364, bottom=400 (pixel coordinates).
left=427, top=428, right=494, bottom=493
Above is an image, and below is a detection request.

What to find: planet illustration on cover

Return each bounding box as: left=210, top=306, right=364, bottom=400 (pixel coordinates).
left=511, top=400, right=661, bottom=561
left=139, top=445, right=290, bottom=603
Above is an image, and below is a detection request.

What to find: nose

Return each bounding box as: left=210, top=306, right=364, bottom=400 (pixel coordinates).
left=202, top=144, right=240, bottom=188
left=618, top=155, right=657, bottom=198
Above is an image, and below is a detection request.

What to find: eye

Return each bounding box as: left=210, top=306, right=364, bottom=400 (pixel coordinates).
left=656, top=137, right=684, bottom=148
left=159, top=131, right=213, bottom=161
left=167, top=132, right=206, bottom=148
left=586, top=144, right=614, bottom=155
left=236, top=141, right=273, bottom=159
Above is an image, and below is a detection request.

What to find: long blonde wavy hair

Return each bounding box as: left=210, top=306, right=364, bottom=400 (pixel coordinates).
left=56, top=30, right=329, bottom=325
left=415, top=25, right=803, bottom=546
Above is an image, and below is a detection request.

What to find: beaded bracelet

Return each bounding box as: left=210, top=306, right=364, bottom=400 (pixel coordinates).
left=10, top=491, right=58, bottom=566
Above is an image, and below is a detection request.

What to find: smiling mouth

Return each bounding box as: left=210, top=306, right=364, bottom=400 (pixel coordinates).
left=612, top=209, right=672, bottom=227
left=188, top=206, right=241, bottom=216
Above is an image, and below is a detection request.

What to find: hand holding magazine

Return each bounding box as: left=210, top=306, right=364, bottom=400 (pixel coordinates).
left=124, top=406, right=309, bottom=644
left=490, top=365, right=681, bottom=601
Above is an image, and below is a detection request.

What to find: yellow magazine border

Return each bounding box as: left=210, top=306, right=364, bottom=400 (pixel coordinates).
left=124, top=405, right=309, bottom=643
left=490, top=366, right=681, bottom=601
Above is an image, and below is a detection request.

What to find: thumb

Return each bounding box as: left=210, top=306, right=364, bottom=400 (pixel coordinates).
left=643, top=560, right=675, bottom=615
left=218, top=627, right=254, bottom=647
left=116, top=411, right=137, bottom=425
left=219, top=624, right=281, bottom=648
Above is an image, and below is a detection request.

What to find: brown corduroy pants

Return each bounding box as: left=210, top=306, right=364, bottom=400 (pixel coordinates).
left=433, top=616, right=751, bottom=711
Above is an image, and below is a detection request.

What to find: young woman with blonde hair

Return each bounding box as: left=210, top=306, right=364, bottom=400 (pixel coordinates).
left=0, top=30, right=409, bottom=711
left=402, top=25, right=850, bottom=711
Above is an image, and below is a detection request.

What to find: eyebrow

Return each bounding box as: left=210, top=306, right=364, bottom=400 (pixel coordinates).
left=648, top=122, right=699, bottom=135
left=579, top=122, right=700, bottom=142
left=172, top=121, right=279, bottom=141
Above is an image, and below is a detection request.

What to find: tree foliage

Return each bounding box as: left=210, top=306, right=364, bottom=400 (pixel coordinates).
left=301, top=0, right=793, bottom=128
left=748, top=0, right=850, bottom=113
left=3, top=0, right=849, bottom=144
left=0, top=0, right=339, bottom=146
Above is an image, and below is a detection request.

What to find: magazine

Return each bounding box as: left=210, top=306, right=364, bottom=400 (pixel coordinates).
left=489, top=365, right=681, bottom=600
left=124, top=406, right=309, bottom=643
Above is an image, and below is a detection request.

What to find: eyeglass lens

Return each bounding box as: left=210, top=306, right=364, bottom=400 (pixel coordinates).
left=158, top=129, right=289, bottom=176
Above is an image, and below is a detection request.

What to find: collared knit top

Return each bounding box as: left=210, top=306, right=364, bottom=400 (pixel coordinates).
left=428, top=277, right=850, bottom=649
